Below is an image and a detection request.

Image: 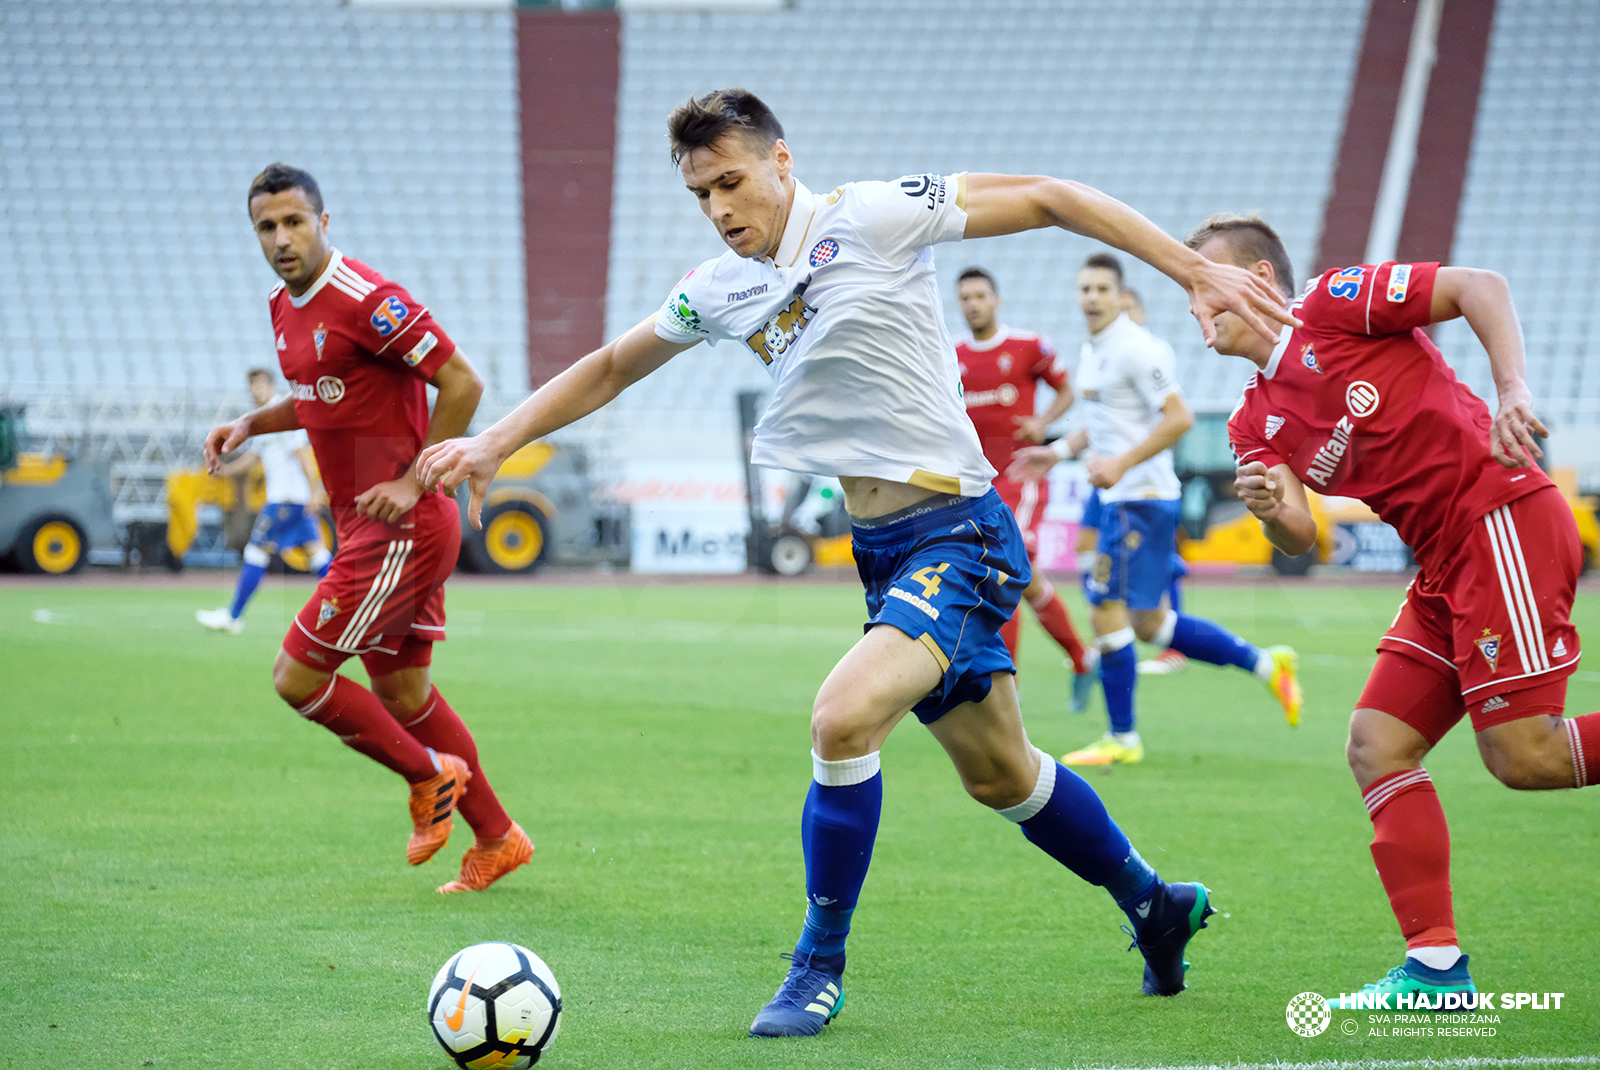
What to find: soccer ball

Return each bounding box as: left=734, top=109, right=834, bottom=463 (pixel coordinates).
left=428, top=942, right=562, bottom=1068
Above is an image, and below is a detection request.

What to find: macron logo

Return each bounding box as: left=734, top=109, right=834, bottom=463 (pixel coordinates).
left=888, top=587, right=939, bottom=621
left=1265, top=415, right=1285, bottom=440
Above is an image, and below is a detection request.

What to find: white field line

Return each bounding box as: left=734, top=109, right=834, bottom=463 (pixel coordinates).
left=1050, top=1057, right=1600, bottom=1070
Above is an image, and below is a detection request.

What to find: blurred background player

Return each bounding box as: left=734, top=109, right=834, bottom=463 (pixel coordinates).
left=1119, top=288, right=1188, bottom=676
left=196, top=367, right=332, bottom=634
left=954, top=266, right=1097, bottom=712
left=419, top=88, right=1295, bottom=1037
left=204, top=164, right=530, bottom=894
left=1010, top=253, right=1300, bottom=765
left=1199, top=212, right=1600, bottom=1003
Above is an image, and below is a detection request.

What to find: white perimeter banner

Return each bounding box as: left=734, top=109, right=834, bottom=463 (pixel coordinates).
left=604, top=461, right=750, bottom=575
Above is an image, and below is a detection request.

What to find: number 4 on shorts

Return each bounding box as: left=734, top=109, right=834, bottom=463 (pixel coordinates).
left=910, top=563, right=951, bottom=599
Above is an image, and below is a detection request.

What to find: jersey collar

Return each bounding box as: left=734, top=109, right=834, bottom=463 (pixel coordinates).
left=1089, top=312, right=1130, bottom=345
left=287, top=248, right=345, bottom=309
left=962, top=326, right=1011, bottom=352
left=1260, top=321, right=1296, bottom=379
left=767, top=179, right=818, bottom=269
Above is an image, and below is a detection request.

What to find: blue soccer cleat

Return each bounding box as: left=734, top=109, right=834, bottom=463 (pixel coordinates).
left=749, top=952, right=846, bottom=1037
left=1127, top=881, right=1215, bottom=995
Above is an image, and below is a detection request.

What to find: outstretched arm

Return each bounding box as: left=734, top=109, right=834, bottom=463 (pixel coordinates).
left=1430, top=267, right=1544, bottom=468
left=1235, top=461, right=1317, bottom=556
left=961, top=173, right=1298, bottom=346
left=418, top=317, right=695, bottom=528
left=204, top=397, right=300, bottom=474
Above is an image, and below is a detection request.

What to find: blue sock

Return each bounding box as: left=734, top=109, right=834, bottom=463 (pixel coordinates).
left=1171, top=613, right=1261, bottom=673
left=794, top=758, right=882, bottom=971
left=1001, top=755, right=1160, bottom=924
left=1100, top=641, right=1137, bottom=733
left=228, top=563, right=267, bottom=620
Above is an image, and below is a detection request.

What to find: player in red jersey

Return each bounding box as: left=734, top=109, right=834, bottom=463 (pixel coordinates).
left=1189, top=212, right=1599, bottom=1000
left=204, top=164, right=532, bottom=894
left=954, top=267, right=1096, bottom=709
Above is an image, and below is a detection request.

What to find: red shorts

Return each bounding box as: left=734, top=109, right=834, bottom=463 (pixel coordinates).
left=1362, top=485, right=1581, bottom=738
left=281, top=504, right=460, bottom=676
left=995, top=476, right=1048, bottom=558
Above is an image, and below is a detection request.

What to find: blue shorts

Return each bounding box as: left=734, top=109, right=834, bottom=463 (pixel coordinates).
left=1087, top=499, right=1182, bottom=611
left=1080, top=486, right=1103, bottom=530
left=251, top=502, right=323, bottom=553
left=853, top=489, right=1030, bottom=724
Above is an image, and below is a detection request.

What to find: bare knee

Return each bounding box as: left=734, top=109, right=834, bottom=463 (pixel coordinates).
left=1130, top=609, right=1167, bottom=644
left=811, top=695, right=879, bottom=760
left=1347, top=708, right=1431, bottom=790
left=369, top=669, right=432, bottom=717
left=960, top=760, right=1036, bottom=810
left=1478, top=716, right=1572, bottom=790
left=272, top=649, right=329, bottom=707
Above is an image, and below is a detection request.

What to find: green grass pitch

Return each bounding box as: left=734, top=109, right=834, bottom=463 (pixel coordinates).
left=3, top=574, right=1596, bottom=1068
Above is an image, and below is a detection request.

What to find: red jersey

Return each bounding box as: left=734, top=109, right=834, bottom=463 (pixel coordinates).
left=270, top=250, right=459, bottom=533
left=1228, top=261, right=1552, bottom=569
left=956, top=327, right=1067, bottom=474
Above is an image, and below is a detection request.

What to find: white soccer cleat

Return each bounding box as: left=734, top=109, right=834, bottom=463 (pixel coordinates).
left=196, top=607, right=244, bottom=634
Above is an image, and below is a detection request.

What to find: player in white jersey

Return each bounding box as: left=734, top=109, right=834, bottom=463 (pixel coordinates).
left=1010, top=255, right=1301, bottom=764
left=197, top=368, right=331, bottom=634
left=417, top=89, right=1294, bottom=1035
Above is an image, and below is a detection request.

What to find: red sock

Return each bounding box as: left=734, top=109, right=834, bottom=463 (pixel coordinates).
left=400, top=687, right=512, bottom=841
left=1363, top=768, right=1457, bottom=949
left=1029, top=578, right=1088, bottom=673
left=1000, top=607, right=1022, bottom=660
left=1564, top=712, right=1600, bottom=788
left=294, top=675, right=436, bottom=783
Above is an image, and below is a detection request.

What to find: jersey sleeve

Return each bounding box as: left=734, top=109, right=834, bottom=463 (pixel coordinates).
left=1306, top=262, right=1438, bottom=337
left=358, top=280, right=458, bottom=381
left=1129, top=337, right=1182, bottom=411
left=654, top=262, right=727, bottom=347
left=1227, top=377, right=1285, bottom=470
left=1032, top=335, right=1067, bottom=390
left=845, top=174, right=969, bottom=262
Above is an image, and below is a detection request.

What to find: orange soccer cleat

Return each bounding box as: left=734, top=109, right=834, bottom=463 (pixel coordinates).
left=407, top=753, right=471, bottom=866
left=437, top=822, right=534, bottom=894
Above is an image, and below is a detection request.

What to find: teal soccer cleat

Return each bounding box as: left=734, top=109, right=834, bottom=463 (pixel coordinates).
left=1129, top=881, right=1215, bottom=995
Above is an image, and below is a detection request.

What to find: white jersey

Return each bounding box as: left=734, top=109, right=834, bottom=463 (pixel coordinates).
left=255, top=422, right=312, bottom=505
left=654, top=175, right=995, bottom=498
left=1076, top=313, right=1183, bottom=504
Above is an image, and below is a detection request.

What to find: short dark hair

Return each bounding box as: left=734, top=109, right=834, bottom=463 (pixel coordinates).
left=1183, top=212, right=1296, bottom=297
left=667, top=89, right=785, bottom=165
left=957, top=267, right=998, bottom=293
left=246, top=368, right=274, bottom=384
left=1081, top=253, right=1125, bottom=288
left=247, top=163, right=324, bottom=215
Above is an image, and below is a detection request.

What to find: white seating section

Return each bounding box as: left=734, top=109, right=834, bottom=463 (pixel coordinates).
left=0, top=0, right=525, bottom=399
left=1431, top=0, right=1600, bottom=448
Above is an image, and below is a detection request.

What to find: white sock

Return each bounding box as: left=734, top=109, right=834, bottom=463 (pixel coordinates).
left=1253, top=650, right=1274, bottom=680
left=1112, top=730, right=1140, bottom=747
left=1408, top=945, right=1462, bottom=971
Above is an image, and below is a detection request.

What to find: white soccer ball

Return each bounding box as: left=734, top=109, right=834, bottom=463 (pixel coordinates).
left=428, top=942, right=562, bottom=1068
